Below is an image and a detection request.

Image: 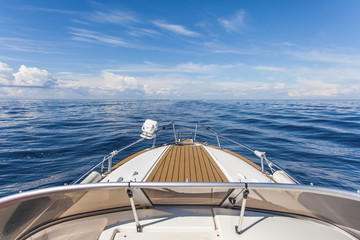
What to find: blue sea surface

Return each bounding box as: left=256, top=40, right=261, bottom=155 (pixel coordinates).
left=0, top=99, right=359, bottom=197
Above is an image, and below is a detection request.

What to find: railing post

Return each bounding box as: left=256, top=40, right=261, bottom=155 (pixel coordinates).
left=172, top=121, right=177, bottom=142
left=216, top=134, right=222, bottom=149
left=106, top=150, right=118, bottom=174
left=254, top=151, right=265, bottom=172
left=108, top=156, right=112, bottom=173
left=71, top=138, right=144, bottom=185
left=101, top=159, right=105, bottom=173
left=127, top=189, right=142, bottom=232
left=235, top=184, right=249, bottom=234
left=194, top=121, right=198, bottom=142
left=152, top=136, right=156, bottom=148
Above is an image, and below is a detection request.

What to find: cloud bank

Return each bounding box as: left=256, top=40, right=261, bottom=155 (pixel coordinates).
left=0, top=63, right=55, bottom=87
left=1, top=61, right=360, bottom=99
left=0, top=62, right=13, bottom=85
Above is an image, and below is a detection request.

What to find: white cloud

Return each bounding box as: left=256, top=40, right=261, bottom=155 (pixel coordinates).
left=218, top=10, right=246, bottom=33
left=288, top=50, right=360, bottom=65
left=22, top=6, right=78, bottom=15
left=101, top=72, right=139, bottom=91
left=0, top=37, right=55, bottom=53
left=213, top=81, right=283, bottom=92
left=156, top=87, right=171, bottom=95
left=0, top=63, right=61, bottom=98
left=290, top=66, right=360, bottom=84
left=153, top=21, right=200, bottom=37
left=274, top=82, right=286, bottom=89
left=0, top=62, right=56, bottom=87
left=0, top=88, right=23, bottom=97
left=90, top=10, right=140, bottom=24
left=278, top=42, right=296, bottom=46
left=0, top=62, right=14, bottom=85
left=106, top=62, right=243, bottom=75
left=143, top=84, right=153, bottom=95
left=2, top=59, right=360, bottom=99
left=253, top=65, right=286, bottom=72
left=70, top=28, right=132, bottom=47
left=203, top=41, right=259, bottom=55
left=137, top=74, right=203, bottom=97
left=58, top=71, right=141, bottom=94
left=287, top=78, right=354, bottom=97
left=13, top=65, right=56, bottom=87
left=175, top=62, right=237, bottom=73
left=127, top=28, right=159, bottom=37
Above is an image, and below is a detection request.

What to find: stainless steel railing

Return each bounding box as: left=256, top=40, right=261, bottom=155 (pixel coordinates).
left=72, top=120, right=298, bottom=185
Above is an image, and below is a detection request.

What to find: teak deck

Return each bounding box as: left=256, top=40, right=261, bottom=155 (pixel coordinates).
left=146, top=145, right=229, bottom=182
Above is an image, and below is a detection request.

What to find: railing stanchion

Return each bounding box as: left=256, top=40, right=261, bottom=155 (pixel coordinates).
left=152, top=137, right=156, bottom=148
left=127, top=189, right=142, bottom=232
left=172, top=121, right=177, bottom=142
left=216, top=134, right=221, bottom=149
left=70, top=138, right=144, bottom=184
left=235, top=184, right=249, bottom=234
left=108, top=156, right=112, bottom=173
left=194, top=121, right=198, bottom=142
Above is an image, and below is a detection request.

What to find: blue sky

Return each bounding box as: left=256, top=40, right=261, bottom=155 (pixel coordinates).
left=1, top=0, right=360, bottom=99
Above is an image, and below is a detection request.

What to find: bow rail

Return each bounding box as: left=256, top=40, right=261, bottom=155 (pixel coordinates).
left=72, top=120, right=299, bottom=185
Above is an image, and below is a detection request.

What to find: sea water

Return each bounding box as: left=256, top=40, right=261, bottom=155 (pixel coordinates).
left=0, top=99, right=359, bottom=197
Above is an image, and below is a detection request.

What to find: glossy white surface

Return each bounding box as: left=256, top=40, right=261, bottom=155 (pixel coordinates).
left=101, top=146, right=169, bottom=182
left=204, top=146, right=272, bottom=182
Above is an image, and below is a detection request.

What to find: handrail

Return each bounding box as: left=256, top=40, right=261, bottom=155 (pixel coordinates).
left=194, top=121, right=198, bottom=142
left=70, top=138, right=144, bottom=184
left=72, top=120, right=299, bottom=185
left=197, top=122, right=299, bottom=183
left=2, top=182, right=360, bottom=203
left=172, top=121, right=177, bottom=142
left=197, top=123, right=223, bottom=148
left=71, top=122, right=172, bottom=185
left=1, top=182, right=359, bottom=240
left=170, top=121, right=278, bottom=174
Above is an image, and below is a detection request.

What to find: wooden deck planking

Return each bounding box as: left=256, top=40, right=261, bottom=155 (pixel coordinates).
left=189, top=146, right=197, bottom=182
left=146, top=144, right=229, bottom=182
left=199, top=146, right=216, bottom=182
left=178, top=145, right=185, bottom=182
left=184, top=146, right=190, bottom=181
left=146, top=146, right=171, bottom=182
left=196, top=146, right=210, bottom=182
left=193, top=146, right=203, bottom=182
left=172, top=146, right=180, bottom=182
left=165, top=146, right=177, bottom=182
left=159, top=146, right=172, bottom=182
left=200, top=147, right=228, bottom=182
